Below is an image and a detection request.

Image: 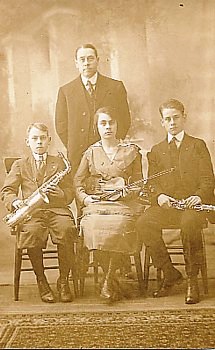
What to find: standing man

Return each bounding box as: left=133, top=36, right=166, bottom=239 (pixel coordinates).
left=55, top=43, right=131, bottom=174
left=136, top=99, right=214, bottom=304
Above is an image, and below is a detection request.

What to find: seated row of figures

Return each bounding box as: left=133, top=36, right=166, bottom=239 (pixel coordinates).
left=1, top=99, right=215, bottom=306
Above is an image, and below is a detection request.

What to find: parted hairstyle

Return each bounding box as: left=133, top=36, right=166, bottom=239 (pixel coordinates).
left=93, top=106, right=119, bottom=137
left=27, top=123, right=49, bottom=136
left=159, top=99, right=185, bottom=117
left=75, top=44, right=98, bottom=59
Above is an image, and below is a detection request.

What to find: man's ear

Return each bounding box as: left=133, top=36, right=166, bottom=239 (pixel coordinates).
left=160, top=118, right=165, bottom=127
left=25, top=138, right=29, bottom=147
left=75, top=59, right=79, bottom=69
left=48, top=136, right=51, bottom=144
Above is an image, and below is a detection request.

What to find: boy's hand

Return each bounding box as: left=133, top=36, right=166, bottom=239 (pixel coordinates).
left=12, top=199, right=24, bottom=210
left=158, top=194, right=176, bottom=208
left=46, top=184, right=65, bottom=199
left=184, top=195, right=201, bottom=208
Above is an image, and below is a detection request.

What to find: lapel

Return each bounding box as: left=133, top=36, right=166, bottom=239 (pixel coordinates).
left=95, top=73, right=110, bottom=105
left=178, top=133, right=193, bottom=167
left=25, top=155, right=37, bottom=182
left=43, top=156, right=59, bottom=182
left=158, top=139, right=172, bottom=169
left=69, top=76, right=90, bottom=113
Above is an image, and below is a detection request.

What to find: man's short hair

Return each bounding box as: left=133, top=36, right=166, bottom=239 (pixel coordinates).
left=27, top=123, right=49, bottom=136
left=75, top=44, right=98, bottom=59
left=159, top=99, right=185, bottom=116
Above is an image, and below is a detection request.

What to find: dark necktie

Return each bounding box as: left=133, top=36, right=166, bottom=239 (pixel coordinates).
left=169, top=137, right=178, bottom=152
left=86, top=80, right=94, bottom=97
left=36, top=157, right=46, bottom=184
left=169, top=137, right=179, bottom=166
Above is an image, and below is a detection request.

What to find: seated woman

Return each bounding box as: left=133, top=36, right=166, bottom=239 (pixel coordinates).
left=73, top=106, right=144, bottom=303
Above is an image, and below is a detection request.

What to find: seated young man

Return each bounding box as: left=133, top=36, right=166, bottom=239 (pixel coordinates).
left=136, top=99, right=215, bottom=304
left=1, top=123, right=77, bottom=303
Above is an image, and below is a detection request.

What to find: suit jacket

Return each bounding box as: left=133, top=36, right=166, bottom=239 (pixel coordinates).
left=147, top=133, right=215, bottom=204
left=55, top=73, right=131, bottom=173
left=1, top=154, right=74, bottom=215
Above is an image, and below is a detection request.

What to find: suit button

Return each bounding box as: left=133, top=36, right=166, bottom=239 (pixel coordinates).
left=81, top=128, right=85, bottom=132
left=82, top=112, right=86, bottom=116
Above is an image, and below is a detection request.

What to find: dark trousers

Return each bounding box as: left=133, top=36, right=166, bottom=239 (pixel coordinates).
left=136, top=206, right=205, bottom=277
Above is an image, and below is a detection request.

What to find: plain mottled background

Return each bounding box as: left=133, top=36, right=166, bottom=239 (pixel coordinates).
left=0, top=0, right=215, bottom=284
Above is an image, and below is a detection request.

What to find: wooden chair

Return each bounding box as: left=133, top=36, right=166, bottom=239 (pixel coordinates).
left=143, top=223, right=208, bottom=294
left=3, top=157, right=79, bottom=301
left=78, top=234, right=144, bottom=297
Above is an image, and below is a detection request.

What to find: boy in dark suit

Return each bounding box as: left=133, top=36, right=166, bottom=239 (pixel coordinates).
left=136, top=99, right=214, bottom=304
left=1, top=123, right=77, bottom=303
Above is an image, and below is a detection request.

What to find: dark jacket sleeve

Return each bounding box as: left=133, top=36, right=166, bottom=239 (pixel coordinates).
left=1, top=160, right=22, bottom=212
left=116, top=81, right=131, bottom=140
left=73, top=152, right=91, bottom=206
left=192, top=139, right=215, bottom=202
left=55, top=87, right=68, bottom=148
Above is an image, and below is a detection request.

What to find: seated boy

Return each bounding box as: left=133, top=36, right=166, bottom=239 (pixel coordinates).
left=1, top=123, right=77, bottom=303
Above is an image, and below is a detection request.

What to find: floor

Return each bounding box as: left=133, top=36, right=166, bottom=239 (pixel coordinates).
left=1, top=198, right=215, bottom=315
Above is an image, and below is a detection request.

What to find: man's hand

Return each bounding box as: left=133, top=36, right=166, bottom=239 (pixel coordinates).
left=84, top=195, right=100, bottom=206
left=158, top=194, right=176, bottom=208
left=45, top=184, right=65, bottom=199
left=184, top=195, right=202, bottom=208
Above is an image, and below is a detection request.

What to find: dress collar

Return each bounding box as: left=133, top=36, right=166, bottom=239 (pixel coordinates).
left=33, top=152, right=48, bottom=161
left=81, top=72, right=98, bottom=87
left=168, top=130, right=185, bottom=143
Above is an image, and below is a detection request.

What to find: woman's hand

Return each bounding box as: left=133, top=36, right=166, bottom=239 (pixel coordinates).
left=84, top=195, right=100, bottom=206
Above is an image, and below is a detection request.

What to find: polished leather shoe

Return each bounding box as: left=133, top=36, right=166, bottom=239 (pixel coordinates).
left=37, top=278, right=55, bottom=303
left=153, top=269, right=183, bottom=298
left=185, top=277, right=200, bottom=304
left=57, top=277, right=73, bottom=302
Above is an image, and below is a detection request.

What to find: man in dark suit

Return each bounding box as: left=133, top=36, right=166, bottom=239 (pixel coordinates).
left=136, top=99, right=214, bottom=304
left=55, top=43, right=131, bottom=174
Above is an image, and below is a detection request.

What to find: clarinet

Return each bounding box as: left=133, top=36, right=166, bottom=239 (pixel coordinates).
left=171, top=199, right=215, bottom=212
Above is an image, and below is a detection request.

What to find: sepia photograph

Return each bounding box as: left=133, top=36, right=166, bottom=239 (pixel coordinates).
left=0, top=0, right=215, bottom=348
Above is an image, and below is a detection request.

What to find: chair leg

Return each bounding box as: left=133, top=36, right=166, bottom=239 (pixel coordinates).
left=157, top=268, right=162, bottom=289
left=143, top=247, right=150, bottom=291
left=200, top=231, right=208, bottom=294
left=14, top=247, right=22, bottom=301
left=134, top=252, right=145, bottom=294
left=93, top=251, right=99, bottom=285
left=78, top=241, right=89, bottom=297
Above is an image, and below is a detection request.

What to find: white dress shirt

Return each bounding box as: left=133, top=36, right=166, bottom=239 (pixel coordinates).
left=81, top=72, right=98, bottom=91
left=168, top=130, right=185, bottom=148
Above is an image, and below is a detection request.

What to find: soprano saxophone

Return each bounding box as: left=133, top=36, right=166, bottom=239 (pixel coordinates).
left=3, top=152, right=71, bottom=228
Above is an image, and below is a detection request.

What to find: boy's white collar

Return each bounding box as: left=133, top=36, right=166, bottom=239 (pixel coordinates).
left=33, top=152, right=47, bottom=161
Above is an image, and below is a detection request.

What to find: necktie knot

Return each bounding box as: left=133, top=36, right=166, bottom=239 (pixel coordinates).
left=36, top=156, right=45, bottom=170
left=86, top=80, right=94, bottom=96
left=170, top=136, right=177, bottom=143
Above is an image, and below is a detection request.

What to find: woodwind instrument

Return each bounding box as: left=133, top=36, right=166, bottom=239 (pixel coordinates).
left=170, top=199, right=215, bottom=212
left=3, top=152, right=71, bottom=228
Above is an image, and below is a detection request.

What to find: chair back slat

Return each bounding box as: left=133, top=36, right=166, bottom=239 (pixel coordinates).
left=3, top=157, right=21, bottom=174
